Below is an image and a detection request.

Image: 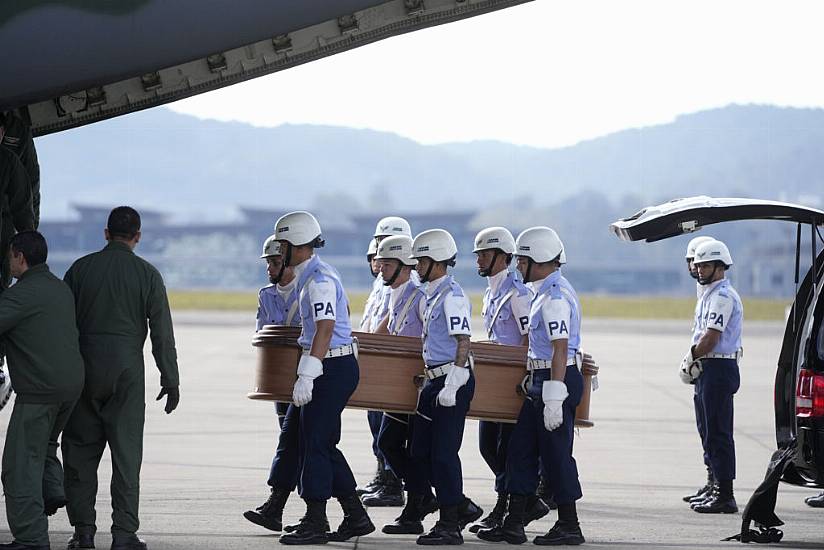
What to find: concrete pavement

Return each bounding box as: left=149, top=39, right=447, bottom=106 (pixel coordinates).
left=1, top=312, right=821, bottom=549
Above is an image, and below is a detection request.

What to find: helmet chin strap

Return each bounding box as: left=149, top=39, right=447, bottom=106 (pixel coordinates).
left=478, top=250, right=500, bottom=277
left=419, top=259, right=435, bottom=283
left=524, top=258, right=535, bottom=283
left=383, top=261, right=402, bottom=286
left=275, top=242, right=294, bottom=284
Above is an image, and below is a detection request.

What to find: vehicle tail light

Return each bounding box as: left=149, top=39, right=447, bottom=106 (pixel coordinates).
left=796, top=369, right=824, bottom=418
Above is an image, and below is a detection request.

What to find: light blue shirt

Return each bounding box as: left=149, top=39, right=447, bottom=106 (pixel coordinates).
left=421, top=274, right=471, bottom=365
left=295, top=255, right=354, bottom=350
left=528, top=270, right=581, bottom=362
left=692, top=278, right=743, bottom=355
left=482, top=269, right=531, bottom=345
left=387, top=279, right=425, bottom=337
left=256, top=283, right=301, bottom=331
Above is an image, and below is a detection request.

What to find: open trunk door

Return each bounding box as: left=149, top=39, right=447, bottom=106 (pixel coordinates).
left=610, top=196, right=824, bottom=242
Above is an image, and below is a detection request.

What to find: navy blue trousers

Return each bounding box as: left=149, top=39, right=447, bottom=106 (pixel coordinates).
left=367, top=410, right=386, bottom=463
left=378, top=413, right=411, bottom=480
left=478, top=421, right=514, bottom=494
left=268, top=402, right=300, bottom=490
left=408, top=372, right=475, bottom=507
left=696, top=358, right=739, bottom=482
left=693, top=386, right=711, bottom=470
left=297, top=354, right=360, bottom=500
left=506, top=367, right=583, bottom=505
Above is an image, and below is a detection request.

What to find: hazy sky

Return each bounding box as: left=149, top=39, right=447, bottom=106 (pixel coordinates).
left=170, top=0, right=824, bottom=149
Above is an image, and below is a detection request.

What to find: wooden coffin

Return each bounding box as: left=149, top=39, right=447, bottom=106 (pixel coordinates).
left=249, top=325, right=594, bottom=427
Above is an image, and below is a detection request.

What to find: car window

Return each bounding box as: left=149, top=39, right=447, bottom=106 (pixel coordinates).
left=818, top=320, right=824, bottom=361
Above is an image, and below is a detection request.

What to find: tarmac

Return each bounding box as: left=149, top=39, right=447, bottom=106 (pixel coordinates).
left=2, top=311, right=822, bottom=549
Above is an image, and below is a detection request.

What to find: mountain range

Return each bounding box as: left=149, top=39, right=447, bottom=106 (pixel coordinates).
left=36, top=103, right=824, bottom=222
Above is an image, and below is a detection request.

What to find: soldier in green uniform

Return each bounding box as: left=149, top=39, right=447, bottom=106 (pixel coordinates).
left=61, top=206, right=180, bottom=550
left=0, top=231, right=85, bottom=550
left=0, top=143, right=34, bottom=289
left=0, top=111, right=40, bottom=228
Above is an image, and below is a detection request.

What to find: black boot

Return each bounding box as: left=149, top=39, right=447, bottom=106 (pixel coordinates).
left=693, top=480, right=737, bottom=514
left=357, top=458, right=386, bottom=496
left=533, top=520, right=585, bottom=546
left=67, top=525, right=96, bottom=549
left=524, top=494, right=550, bottom=526
left=456, top=497, right=483, bottom=530
left=362, top=470, right=405, bottom=507
left=110, top=533, right=148, bottom=550
left=469, top=493, right=507, bottom=533
left=243, top=486, right=290, bottom=531
left=280, top=500, right=329, bottom=545
left=683, top=469, right=714, bottom=503
left=477, top=493, right=527, bottom=544
left=690, top=483, right=718, bottom=506
left=383, top=493, right=439, bottom=535
left=329, top=493, right=375, bottom=542
left=417, top=504, right=463, bottom=546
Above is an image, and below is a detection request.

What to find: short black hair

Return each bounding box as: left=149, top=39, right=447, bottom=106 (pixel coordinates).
left=10, top=230, right=48, bottom=266
left=107, top=206, right=141, bottom=239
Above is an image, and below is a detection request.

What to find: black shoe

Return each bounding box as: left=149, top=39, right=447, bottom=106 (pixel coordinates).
left=533, top=520, right=585, bottom=546
left=110, top=534, right=147, bottom=550
left=0, top=543, right=51, bottom=550
left=280, top=500, right=329, bottom=545
left=44, top=497, right=68, bottom=517
left=67, top=527, right=95, bottom=549
left=683, top=481, right=714, bottom=503
left=477, top=493, right=527, bottom=545
left=805, top=492, right=824, bottom=508
left=383, top=493, right=438, bottom=535
left=329, top=494, right=375, bottom=542
left=283, top=517, right=330, bottom=534
left=456, top=497, right=483, bottom=530
left=469, top=493, right=507, bottom=533
left=692, top=494, right=738, bottom=514
left=243, top=487, right=290, bottom=532
left=524, top=495, right=550, bottom=527
left=417, top=505, right=463, bottom=546
left=357, top=459, right=387, bottom=496
left=689, top=483, right=718, bottom=506
left=362, top=480, right=405, bottom=507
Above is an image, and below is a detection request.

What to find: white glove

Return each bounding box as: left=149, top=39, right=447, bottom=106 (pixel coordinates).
left=679, top=349, right=702, bottom=384
left=542, top=380, right=568, bottom=431
left=292, top=355, right=323, bottom=407
left=437, top=364, right=470, bottom=407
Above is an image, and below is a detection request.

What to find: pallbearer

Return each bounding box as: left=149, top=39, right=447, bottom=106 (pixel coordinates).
left=244, top=235, right=303, bottom=533
left=369, top=235, right=436, bottom=531
left=273, top=211, right=374, bottom=545
left=469, top=227, right=549, bottom=534
left=359, top=216, right=412, bottom=504
left=407, top=229, right=483, bottom=546
left=478, top=226, right=585, bottom=546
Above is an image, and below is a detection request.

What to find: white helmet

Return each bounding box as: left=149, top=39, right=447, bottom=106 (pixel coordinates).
left=274, top=211, right=323, bottom=247
left=375, top=235, right=416, bottom=266
left=685, top=236, right=715, bottom=259
left=473, top=227, right=516, bottom=254
left=367, top=239, right=378, bottom=258
left=374, top=216, right=412, bottom=238
left=410, top=229, right=458, bottom=263
left=514, top=227, right=565, bottom=264
left=692, top=239, right=733, bottom=267
left=260, top=234, right=281, bottom=258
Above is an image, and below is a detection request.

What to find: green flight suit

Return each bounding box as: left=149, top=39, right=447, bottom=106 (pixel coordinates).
left=62, top=240, right=179, bottom=537
left=0, top=264, right=85, bottom=546
left=0, top=146, right=34, bottom=289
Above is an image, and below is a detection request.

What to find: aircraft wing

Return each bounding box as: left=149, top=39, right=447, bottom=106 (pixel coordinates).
left=0, top=0, right=531, bottom=136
